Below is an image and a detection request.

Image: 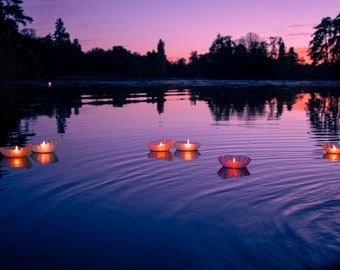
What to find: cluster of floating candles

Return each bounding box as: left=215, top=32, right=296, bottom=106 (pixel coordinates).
left=148, top=138, right=201, bottom=152
left=0, top=140, right=59, bottom=167
left=148, top=138, right=201, bottom=161
left=148, top=138, right=252, bottom=165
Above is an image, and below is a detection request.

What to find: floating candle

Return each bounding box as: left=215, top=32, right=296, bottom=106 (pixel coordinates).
left=174, top=139, right=201, bottom=151
left=322, top=143, right=340, bottom=154
left=0, top=145, right=32, bottom=158
left=217, top=154, right=251, bottom=169
left=32, top=140, right=58, bottom=153
left=147, top=139, right=174, bottom=152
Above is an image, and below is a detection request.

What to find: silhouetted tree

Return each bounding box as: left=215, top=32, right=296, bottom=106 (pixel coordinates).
left=287, top=47, right=298, bottom=65
left=0, top=0, right=32, bottom=37
left=309, top=16, right=333, bottom=65
left=330, top=13, right=340, bottom=62
left=50, top=18, right=83, bottom=75
left=53, top=18, right=70, bottom=45
left=278, top=38, right=286, bottom=61
left=269, top=36, right=281, bottom=59
left=156, top=39, right=167, bottom=77
left=208, top=34, right=235, bottom=78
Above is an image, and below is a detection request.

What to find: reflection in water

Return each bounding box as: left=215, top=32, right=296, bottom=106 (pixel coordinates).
left=306, top=91, right=340, bottom=140
left=2, top=81, right=340, bottom=147
left=322, top=153, right=340, bottom=162
left=147, top=150, right=174, bottom=160
left=30, top=153, right=59, bottom=165
left=174, top=150, right=201, bottom=160
left=217, top=167, right=250, bottom=179
left=0, top=156, right=33, bottom=168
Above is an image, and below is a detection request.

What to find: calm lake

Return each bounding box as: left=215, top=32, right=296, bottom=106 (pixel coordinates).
left=1, top=79, right=340, bottom=269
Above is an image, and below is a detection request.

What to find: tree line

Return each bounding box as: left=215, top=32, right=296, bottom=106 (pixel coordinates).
left=1, top=0, right=340, bottom=80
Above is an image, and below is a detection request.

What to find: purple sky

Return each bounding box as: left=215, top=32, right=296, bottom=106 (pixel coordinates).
left=22, top=0, right=339, bottom=61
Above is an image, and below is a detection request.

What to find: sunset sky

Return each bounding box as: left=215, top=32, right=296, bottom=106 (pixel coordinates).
left=23, top=0, right=339, bottom=62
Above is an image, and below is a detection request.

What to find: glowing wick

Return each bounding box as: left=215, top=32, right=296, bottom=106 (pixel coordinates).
left=186, top=139, right=190, bottom=145
left=14, top=146, right=19, bottom=153
left=332, top=145, right=337, bottom=151
left=232, top=157, right=236, bottom=163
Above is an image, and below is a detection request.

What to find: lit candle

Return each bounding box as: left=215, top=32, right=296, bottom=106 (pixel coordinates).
left=32, top=139, right=58, bottom=153
left=174, top=139, right=201, bottom=151
left=48, top=82, right=52, bottom=87
left=323, top=143, right=340, bottom=154
left=0, top=145, right=32, bottom=158
left=217, top=154, right=251, bottom=169
left=148, top=139, right=174, bottom=152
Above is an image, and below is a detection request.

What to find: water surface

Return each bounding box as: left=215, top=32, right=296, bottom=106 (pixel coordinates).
left=1, top=79, right=340, bottom=269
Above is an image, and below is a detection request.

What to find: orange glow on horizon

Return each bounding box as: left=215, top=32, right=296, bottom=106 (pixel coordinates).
left=294, top=47, right=311, bottom=64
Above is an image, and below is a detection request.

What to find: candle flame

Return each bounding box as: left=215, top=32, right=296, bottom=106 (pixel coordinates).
left=232, top=158, right=236, bottom=163
left=186, top=139, right=190, bottom=145
left=14, top=146, right=19, bottom=151
left=332, top=144, right=337, bottom=150
left=42, top=141, right=46, bottom=145
left=160, top=142, right=163, bottom=146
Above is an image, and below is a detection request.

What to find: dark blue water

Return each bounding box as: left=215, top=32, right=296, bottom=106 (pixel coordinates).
left=0, top=80, right=340, bottom=269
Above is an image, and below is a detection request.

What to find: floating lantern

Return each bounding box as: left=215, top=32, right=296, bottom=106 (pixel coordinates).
left=32, top=140, right=58, bottom=153
left=174, top=150, right=200, bottom=161
left=217, top=167, right=250, bottom=179
left=147, top=150, right=173, bottom=160
left=217, top=154, right=251, bottom=169
left=322, top=143, right=340, bottom=155
left=0, top=157, right=33, bottom=168
left=174, top=139, right=201, bottom=151
left=30, top=152, right=59, bottom=165
left=147, top=139, right=174, bottom=152
left=0, top=145, right=32, bottom=158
